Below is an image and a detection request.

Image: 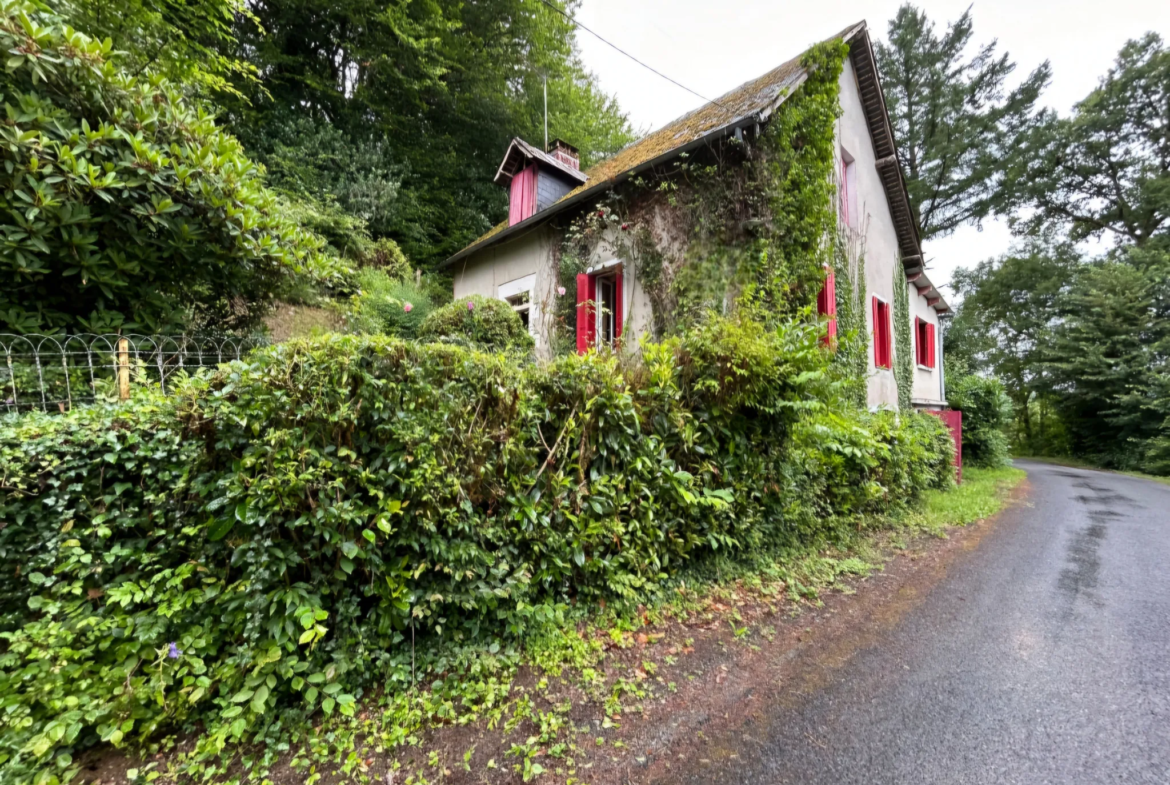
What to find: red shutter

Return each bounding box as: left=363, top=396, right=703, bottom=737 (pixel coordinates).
left=576, top=273, right=595, bottom=354
left=508, top=165, right=537, bottom=226
left=880, top=303, right=887, bottom=368
left=873, top=298, right=891, bottom=369
left=818, top=270, right=837, bottom=346
left=927, top=322, right=936, bottom=368
left=613, top=268, right=624, bottom=342
left=872, top=296, right=880, bottom=367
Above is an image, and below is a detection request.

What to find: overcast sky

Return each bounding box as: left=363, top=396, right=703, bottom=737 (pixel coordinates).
left=572, top=0, right=1169, bottom=297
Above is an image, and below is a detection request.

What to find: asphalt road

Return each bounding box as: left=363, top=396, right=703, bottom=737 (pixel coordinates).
left=678, top=460, right=1170, bottom=784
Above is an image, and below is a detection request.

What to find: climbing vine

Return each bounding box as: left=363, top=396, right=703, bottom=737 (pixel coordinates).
left=892, top=262, right=913, bottom=411
left=551, top=39, right=850, bottom=350
left=830, top=225, right=869, bottom=407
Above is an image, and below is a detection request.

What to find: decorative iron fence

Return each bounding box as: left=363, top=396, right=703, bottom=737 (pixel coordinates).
left=1, top=334, right=267, bottom=414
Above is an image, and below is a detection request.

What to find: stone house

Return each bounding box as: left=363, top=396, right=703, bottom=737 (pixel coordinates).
left=440, top=21, right=950, bottom=411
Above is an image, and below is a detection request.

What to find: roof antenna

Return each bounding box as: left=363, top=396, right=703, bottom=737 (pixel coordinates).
left=543, top=74, right=548, bottom=151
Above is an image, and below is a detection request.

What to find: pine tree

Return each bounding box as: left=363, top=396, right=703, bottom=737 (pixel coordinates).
left=876, top=4, right=1050, bottom=239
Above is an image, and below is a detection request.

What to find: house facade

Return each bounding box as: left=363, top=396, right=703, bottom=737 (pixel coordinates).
left=441, top=21, right=949, bottom=412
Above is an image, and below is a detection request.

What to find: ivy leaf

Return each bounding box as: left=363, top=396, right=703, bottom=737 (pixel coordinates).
left=207, top=517, right=234, bottom=541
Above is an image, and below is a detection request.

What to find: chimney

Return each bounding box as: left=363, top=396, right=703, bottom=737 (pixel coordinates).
left=548, top=139, right=579, bottom=170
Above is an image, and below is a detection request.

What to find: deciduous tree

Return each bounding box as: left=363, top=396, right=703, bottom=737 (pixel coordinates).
left=1006, top=33, right=1169, bottom=248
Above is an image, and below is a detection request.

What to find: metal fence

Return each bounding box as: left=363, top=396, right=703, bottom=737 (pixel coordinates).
left=1, top=334, right=267, bottom=414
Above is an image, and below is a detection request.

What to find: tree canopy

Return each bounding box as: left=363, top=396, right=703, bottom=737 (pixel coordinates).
left=945, top=33, right=1170, bottom=472
left=221, top=0, right=635, bottom=266
left=1005, top=33, right=1169, bottom=248
left=0, top=0, right=342, bottom=333
left=876, top=4, right=1050, bottom=240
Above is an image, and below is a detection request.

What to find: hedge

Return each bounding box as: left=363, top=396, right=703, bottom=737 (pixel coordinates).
left=0, top=322, right=952, bottom=773
left=418, top=294, right=534, bottom=350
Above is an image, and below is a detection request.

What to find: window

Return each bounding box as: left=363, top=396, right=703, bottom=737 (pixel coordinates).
left=506, top=290, right=531, bottom=329
left=872, top=296, right=892, bottom=369
left=840, top=148, right=857, bottom=228
left=576, top=265, right=623, bottom=352
left=498, top=274, right=536, bottom=341
left=816, top=268, right=837, bottom=346
left=915, top=317, right=936, bottom=369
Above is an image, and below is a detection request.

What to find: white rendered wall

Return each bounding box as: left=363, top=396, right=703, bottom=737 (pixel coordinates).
left=836, top=57, right=943, bottom=410
left=450, top=226, right=560, bottom=356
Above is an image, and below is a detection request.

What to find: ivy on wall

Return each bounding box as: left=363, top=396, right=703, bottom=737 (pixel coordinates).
left=550, top=40, right=850, bottom=348
left=830, top=225, right=869, bottom=407
left=892, top=262, right=914, bottom=411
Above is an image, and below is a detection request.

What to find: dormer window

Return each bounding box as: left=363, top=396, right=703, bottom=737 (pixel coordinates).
left=494, top=138, right=589, bottom=227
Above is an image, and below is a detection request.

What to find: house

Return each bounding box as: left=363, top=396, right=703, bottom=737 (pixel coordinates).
left=440, top=21, right=949, bottom=412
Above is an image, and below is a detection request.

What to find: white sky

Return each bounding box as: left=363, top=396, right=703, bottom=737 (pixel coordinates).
left=573, top=0, right=1170, bottom=297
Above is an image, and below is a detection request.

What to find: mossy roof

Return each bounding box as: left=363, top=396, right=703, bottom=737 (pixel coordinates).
left=447, top=23, right=863, bottom=266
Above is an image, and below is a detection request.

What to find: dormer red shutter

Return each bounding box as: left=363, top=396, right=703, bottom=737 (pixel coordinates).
left=508, top=165, right=537, bottom=226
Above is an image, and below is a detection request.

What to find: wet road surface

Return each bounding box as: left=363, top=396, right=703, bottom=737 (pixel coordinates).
left=672, top=461, right=1170, bottom=784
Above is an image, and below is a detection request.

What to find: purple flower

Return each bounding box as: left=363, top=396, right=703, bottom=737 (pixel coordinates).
left=167, top=642, right=182, bottom=659
left=403, top=302, right=413, bottom=313
left=557, top=286, right=566, bottom=297
left=467, top=300, right=475, bottom=312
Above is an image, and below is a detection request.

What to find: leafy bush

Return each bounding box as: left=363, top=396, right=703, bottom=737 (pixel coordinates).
left=0, top=324, right=951, bottom=771
left=346, top=269, right=434, bottom=337
left=418, top=294, right=534, bottom=351
left=0, top=0, right=347, bottom=333
left=948, top=374, right=1013, bottom=467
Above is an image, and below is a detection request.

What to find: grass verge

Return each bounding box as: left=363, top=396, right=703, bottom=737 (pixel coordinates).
left=89, top=466, right=1026, bottom=785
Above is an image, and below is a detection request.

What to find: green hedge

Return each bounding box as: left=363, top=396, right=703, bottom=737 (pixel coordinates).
left=418, top=294, right=534, bottom=351
left=0, top=323, right=952, bottom=773
left=947, top=374, right=1013, bottom=467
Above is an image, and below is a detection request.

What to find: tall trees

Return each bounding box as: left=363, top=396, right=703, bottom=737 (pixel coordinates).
left=225, top=0, right=635, bottom=266
left=1006, top=33, right=1169, bottom=247
left=947, top=33, right=1170, bottom=471
left=876, top=4, right=1050, bottom=239
left=0, top=1, right=339, bottom=333
left=1044, top=252, right=1170, bottom=466
left=945, top=241, right=1077, bottom=449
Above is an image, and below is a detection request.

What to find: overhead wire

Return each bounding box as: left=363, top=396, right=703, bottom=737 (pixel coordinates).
left=534, top=0, right=726, bottom=109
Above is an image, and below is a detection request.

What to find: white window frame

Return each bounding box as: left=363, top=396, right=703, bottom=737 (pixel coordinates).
left=497, top=273, right=538, bottom=344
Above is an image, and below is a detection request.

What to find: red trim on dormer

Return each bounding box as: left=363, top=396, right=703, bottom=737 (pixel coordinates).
left=508, top=164, right=537, bottom=226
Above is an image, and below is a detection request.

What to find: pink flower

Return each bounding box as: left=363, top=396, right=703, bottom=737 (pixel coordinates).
left=403, top=302, right=413, bottom=313
left=467, top=300, right=475, bottom=311
left=557, top=286, right=566, bottom=297
left=621, top=223, right=629, bottom=231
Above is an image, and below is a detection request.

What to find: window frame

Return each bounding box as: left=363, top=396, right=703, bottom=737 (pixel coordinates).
left=915, top=317, right=936, bottom=370
left=839, top=148, right=857, bottom=228
left=576, top=261, right=624, bottom=353
left=498, top=273, right=537, bottom=343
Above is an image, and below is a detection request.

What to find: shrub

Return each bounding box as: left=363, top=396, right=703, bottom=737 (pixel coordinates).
left=347, top=268, right=435, bottom=338
left=0, top=0, right=347, bottom=333
left=0, top=324, right=951, bottom=771
left=947, top=374, right=1013, bottom=467
left=418, top=294, right=534, bottom=351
